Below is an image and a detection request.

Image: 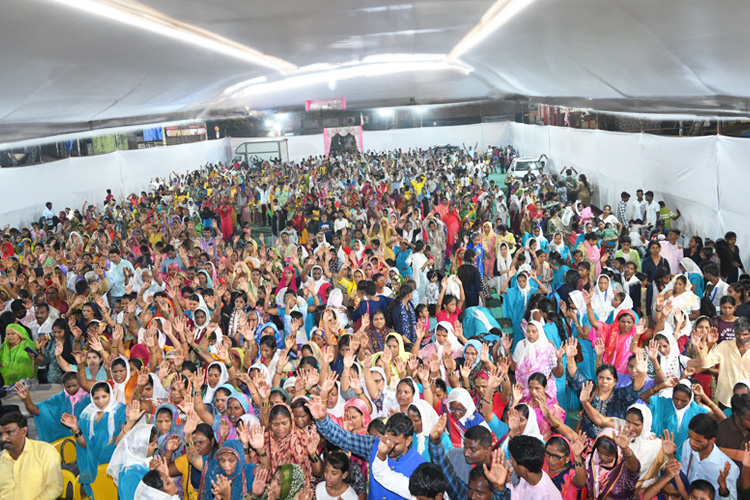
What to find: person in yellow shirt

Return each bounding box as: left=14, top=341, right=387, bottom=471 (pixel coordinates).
left=0, top=411, right=63, bottom=500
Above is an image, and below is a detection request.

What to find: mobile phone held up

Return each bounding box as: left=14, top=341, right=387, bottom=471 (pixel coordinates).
left=24, top=346, right=40, bottom=358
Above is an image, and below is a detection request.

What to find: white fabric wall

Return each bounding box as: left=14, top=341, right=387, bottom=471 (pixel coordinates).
left=284, top=122, right=512, bottom=160
left=507, top=122, right=749, bottom=265
left=0, top=139, right=229, bottom=227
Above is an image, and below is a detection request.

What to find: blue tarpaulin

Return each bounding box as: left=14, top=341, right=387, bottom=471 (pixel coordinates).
left=143, top=127, right=163, bottom=142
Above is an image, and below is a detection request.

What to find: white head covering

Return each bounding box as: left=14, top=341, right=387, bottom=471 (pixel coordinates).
left=612, top=294, right=634, bottom=320
left=626, top=403, right=663, bottom=483
left=516, top=264, right=533, bottom=305
left=203, top=362, right=229, bottom=404
left=239, top=413, right=260, bottom=429
left=80, top=381, right=123, bottom=439
left=410, top=398, right=440, bottom=455
left=517, top=403, right=545, bottom=442
left=512, top=320, right=550, bottom=366
left=435, top=321, right=463, bottom=357
left=549, top=232, right=566, bottom=253
left=134, top=480, right=180, bottom=500
left=591, top=274, right=614, bottom=320
left=674, top=380, right=695, bottom=428
left=309, top=266, right=328, bottom=294
left=568, top=290, right=588, bottom=323
left=446, top=387, right=477, bottom=426
left=327, top=381, right=346, bottom=419
left=680, top=257, right=703, bottom=277
left=149, top=373, right=170, bottom=400
left=111, top=356, right=131, bottom=404
left=496, top=242, right=513, bottom=274
left=107, top=423, right=154, bottom=484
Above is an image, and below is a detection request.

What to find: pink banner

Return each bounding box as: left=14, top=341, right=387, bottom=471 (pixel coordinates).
left=305, top=98, right=346, bottom=111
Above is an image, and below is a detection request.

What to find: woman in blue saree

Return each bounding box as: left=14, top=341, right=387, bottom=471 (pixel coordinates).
left=61, top=380, right=127, bottom=498
left=198, top=439, right=257, bottom=500
left=14, top=371, right=90, bottom=443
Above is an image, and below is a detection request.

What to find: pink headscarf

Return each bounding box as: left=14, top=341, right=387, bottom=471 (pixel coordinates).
left=276, top=266, right=299, bottom=294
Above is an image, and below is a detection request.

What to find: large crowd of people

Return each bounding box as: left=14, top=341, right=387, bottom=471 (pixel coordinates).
left=0, top=143, right=749, bottom=500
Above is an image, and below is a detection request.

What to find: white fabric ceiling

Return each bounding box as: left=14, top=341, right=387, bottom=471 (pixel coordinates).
left=2, top=0, right=749, bottom=142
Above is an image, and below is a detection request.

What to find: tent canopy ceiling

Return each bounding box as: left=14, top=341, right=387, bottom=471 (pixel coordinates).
left=2, top=0, right=748, bottom=142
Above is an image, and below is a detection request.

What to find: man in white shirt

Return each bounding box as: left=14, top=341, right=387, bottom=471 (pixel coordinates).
left=42, top=202, right=56, bottom=230
left=629, top=189, right=647, bottom=222
left=105, top=248, right=135, bottom=305
left=256, top=183, right=272, bottom=226
left=644, top=191, right=660, bottom=226
left=704, top=264, right=729, bottom=312
left=681, top=414, right=738, bottom=500
left=29, top=303, right=57, bottom=341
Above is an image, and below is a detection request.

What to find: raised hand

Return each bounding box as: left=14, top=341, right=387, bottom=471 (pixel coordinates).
left=13, top=382, right=30, bottom=401
left=166, top=435, right=182, bottom=452
left=646, top=339, right=659, bottom=361
left=249, top=423, right=265, bottom=450
left=718, top=461, right=732, bottom=492
left=293, top=489, right=314, bottom=500
left=60, top=413, right=78, bottom=431
left=308, top=396, right=327, bottom=420
left=251, top=468, right=271, bottom=496
left=507, top=408, right=522, bottom=435
left=343, top=351, right=355, bottom=369
left=661, top=430, right=677, bottom=455
left=430, top=413, right=448, bottom=442
left=306, top=431, right=320, bottom=456
left=126, top=399, right=145, bottom=422
left=320, top=371, right=339, bottom=395
left=613, top=429, right=630, bottom=451
left=378, top=435, right=395, bottom=457
left=194, top=367, right=206, bottom=389
left=565, top=337, right=579, bottom=358
left=219, top=418, right=230, bottom=442
left=511, top=383, right=524, bottom=405
left=570, top=431, right=588, bottom=458
left=483, top=451, right=512, bottom=489
left=594, top=337, right=605, bottom=358
left=580, top=380, right=594, bottom=404
left=184, top=409, right=199, bottom=435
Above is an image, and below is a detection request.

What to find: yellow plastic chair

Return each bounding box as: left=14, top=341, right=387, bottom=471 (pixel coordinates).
left=61, top=468, right=79, bottom=500
left=88, top=463, right=118, bottom=500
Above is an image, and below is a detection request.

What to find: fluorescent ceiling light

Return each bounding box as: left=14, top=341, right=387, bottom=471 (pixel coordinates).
left=448, top=0, right=535, bottom=61
left=226, top=54, right=474, bottom=99
left=378, top=109, right=394, bottom=117
left=52, top=0, right=297, bottom=73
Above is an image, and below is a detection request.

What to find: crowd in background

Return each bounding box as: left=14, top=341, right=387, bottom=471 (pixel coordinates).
left=0, top=143, right=749, bottom=500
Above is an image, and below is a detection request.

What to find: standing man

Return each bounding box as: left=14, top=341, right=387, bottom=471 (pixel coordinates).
left=629, top=189, right=647, bottom=222
left=256, top=183, right=272, bottom=226
left=0, top=412, right=63, bottom=500
left=42, top=202, right=56, bottom=231
left=106, top=247, right=135, bottom=307
left=644, top=191, right=660, bottom=226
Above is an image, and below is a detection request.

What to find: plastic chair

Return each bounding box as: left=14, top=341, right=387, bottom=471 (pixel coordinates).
left=88, top=463, right=118, bottom=500
left=61, top=468, right=79, bottom=500
left=50, top=436, right=77, bottom=463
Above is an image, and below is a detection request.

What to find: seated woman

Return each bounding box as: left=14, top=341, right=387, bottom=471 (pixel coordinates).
left=61, top=380, right=127, bottom=498
left=108, top=423, right=159, bottom=500
left=13, top=371, right=90, bottom=443
left=0, top=323, right=36, bottom=385
left=511, top=321, right=564, bottom=401
left=38, top=317, right=79, bottom=384
left=198, top=440, right=256, bottom=500
left=438, top=387, right=489, bottom=449
left=408, top=398, right=442, bottom=461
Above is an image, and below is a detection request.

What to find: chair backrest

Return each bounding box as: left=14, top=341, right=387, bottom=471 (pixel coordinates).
left=90, top=463, right=118, bottom=500
left=59, top=438, right=77, bottom=464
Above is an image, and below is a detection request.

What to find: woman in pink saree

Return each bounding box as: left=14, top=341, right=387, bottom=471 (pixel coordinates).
left=585, top=291, right=644, bottom=374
